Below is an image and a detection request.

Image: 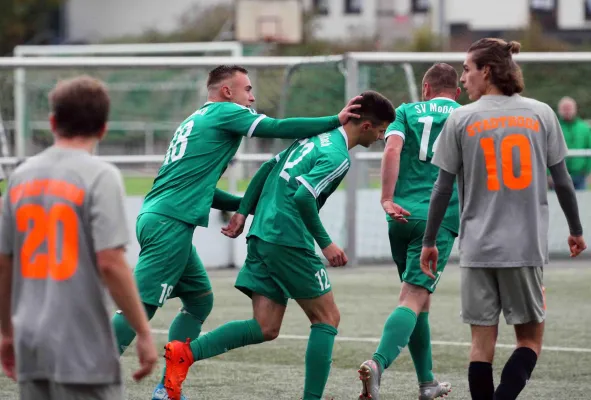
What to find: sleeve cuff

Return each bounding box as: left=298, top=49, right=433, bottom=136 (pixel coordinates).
left=385, top=130, right=405, bottom=142
left=247, top=115, right=267, bottom=138
left=94, top=238, right=129, bottom=253
left=295, top=176, right=318, bottom=198
left=431, top=156, right=459, bottom=175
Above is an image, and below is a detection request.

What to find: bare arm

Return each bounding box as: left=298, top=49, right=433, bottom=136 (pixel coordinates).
left=0, top=254, right=12, bottom=338
left=381, top=135, right=404, bottom=204
left=97, top=248, right=151, bottom=336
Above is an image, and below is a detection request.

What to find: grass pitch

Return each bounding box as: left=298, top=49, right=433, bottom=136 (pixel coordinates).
left=1, top=261, right=590, bottom=399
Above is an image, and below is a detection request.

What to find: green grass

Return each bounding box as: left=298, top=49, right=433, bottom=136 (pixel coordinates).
left=0, top=177, right=252, bottom=197
left=110, top=176, right=382, bottom=196
left=1, top=262, right=589, bottom=399
left=123, top=176, right=252, bottom=196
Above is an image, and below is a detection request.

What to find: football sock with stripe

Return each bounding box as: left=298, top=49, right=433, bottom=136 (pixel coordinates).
left=373, top=306, right=418, bottom=372
left=303, top=323, right=338, bottom=400
left=494, top=347, right=537, bottom=400
left=407, top=312, right=435, bottom=383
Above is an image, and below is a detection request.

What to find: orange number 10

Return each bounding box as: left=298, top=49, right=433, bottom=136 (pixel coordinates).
left=16, top=204, right=79, bottom=281
left=480, top=133, right=533, bottom=191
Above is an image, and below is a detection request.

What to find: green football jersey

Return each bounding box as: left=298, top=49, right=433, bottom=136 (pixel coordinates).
left=385, top=97, right=460, bottom=234
left=140, top=101, right=341, bottom=227
left=248, top=127, right=350, bottom=250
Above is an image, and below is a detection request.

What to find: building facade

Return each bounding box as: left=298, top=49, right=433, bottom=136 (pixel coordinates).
left=63, top=0, right=591, bottom=44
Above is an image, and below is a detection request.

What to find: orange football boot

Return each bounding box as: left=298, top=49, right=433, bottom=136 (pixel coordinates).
left=163, top=339, right=194, bottom=400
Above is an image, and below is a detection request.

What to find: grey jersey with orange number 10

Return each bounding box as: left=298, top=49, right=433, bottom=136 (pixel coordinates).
left=0, top=146, right=129, bottom=384
left=432, top=94, right=568, bottom=268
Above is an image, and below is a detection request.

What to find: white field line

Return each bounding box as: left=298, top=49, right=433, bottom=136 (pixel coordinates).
left=150, top=329, right=591, bottom=354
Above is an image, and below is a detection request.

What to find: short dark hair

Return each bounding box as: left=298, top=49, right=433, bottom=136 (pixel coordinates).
left=49, top=75, right=110, bottom=138
left=352, top=90, right=395, bottom=126
left=468, top=38, right=524, bottom=96
left=423, top=63, right=458, bottom=94
left=207, top=65, right=249, bottom=88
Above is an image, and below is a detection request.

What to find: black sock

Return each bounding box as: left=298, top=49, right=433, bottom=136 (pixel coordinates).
left=494, top=347, right=538, bottom=400
left=469, top=361, right=494, bottom=400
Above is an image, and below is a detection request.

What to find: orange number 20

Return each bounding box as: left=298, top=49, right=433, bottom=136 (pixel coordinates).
left=16, top=204, right=79, bottom=281
left=480, top=134, right=532, bottom=191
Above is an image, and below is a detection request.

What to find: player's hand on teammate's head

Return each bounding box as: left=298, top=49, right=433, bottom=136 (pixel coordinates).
left=568, top=235, right=586, bottom=258
left=338, top=95, right=363, bottom=125
left=381, top=200, right=411, bottom=223
left=420, top=246, right=439, bottom=280
left=133, top=332, right=158, bottom=382
left=221, top=213, right=247, bottom=239
left=0, top=335, right=16, bottom=381
left=322, top=243, right=348, bottom=267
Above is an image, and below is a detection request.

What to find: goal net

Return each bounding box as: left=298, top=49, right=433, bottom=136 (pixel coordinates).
left=7, top=43, right=244, bottom=160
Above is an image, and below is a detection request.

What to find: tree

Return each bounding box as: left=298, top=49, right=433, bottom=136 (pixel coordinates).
left=0, top=0, right=64, bottom=55
left=103, top=4, right=233, bottom=44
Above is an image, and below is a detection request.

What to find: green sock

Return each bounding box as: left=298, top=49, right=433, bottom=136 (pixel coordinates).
left=189, top=319, right=264, bottom=361
left=373, top=306, right=418, bottom=372
left=408, top=312, right=435, bottom=383
left=112, top=303, right=157, bottom=355
left=303, top=323, right=338, bottom=400
left=161, top=293, right=214, bottom=384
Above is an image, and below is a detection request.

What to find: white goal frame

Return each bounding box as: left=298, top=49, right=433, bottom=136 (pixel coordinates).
left=12, top=42, right=244, bottom=159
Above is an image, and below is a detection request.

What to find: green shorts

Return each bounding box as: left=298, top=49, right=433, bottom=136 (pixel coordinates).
left=388, top=219, right=456, bottom=293
left=235, top=236, right=331, bottom=306
left=134, top=212, right=212, bottom=307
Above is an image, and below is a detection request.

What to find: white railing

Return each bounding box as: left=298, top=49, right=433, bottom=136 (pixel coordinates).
left=0, top=148, right=588, bottom=166
left=13, top=42, right=245, bottom=57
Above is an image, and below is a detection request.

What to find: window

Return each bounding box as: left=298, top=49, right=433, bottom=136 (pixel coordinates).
left=313, top=0, right=329, bottom=15
left=530, top=0, right=555, bottom=11
left=377, top=0, right=396, bottom=16
left=412, top=0, right=430, bottom=13
left=345, top=0, right=362, bottom=14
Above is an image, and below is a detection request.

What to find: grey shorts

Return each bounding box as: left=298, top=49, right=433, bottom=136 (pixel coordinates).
left=461, top=267, right=545, bottom=326
left=19, top=380, right=123, bottom=400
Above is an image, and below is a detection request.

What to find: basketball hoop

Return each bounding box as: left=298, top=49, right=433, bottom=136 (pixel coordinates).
left=235, top=0, right=303, bottom=44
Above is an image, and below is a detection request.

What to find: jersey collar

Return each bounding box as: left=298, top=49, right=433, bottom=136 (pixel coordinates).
left=430, top=97, right=456, bottom=102
left=338, top=126, right=349, bottom=150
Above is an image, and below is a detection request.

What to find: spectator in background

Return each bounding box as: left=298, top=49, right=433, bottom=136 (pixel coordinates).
left=557, top=96, right=591, bottom=190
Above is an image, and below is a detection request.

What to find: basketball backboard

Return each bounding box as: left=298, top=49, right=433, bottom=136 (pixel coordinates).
left=235, top=0, right=303, bottom=44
